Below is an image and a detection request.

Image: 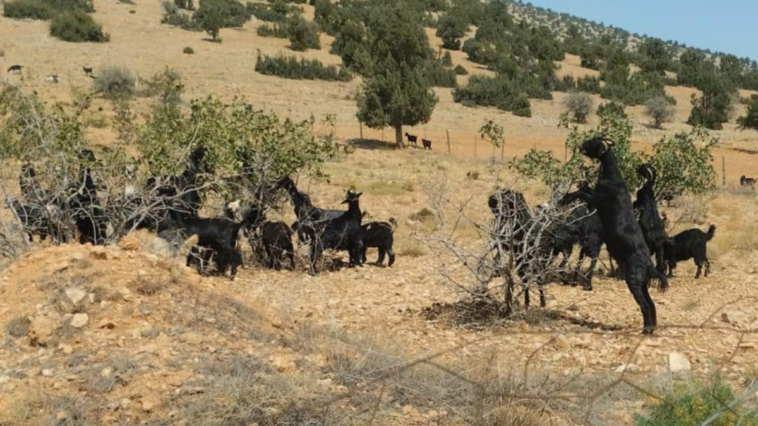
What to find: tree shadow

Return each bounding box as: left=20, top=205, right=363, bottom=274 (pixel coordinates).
left=348, top=138, right=399, bottom=151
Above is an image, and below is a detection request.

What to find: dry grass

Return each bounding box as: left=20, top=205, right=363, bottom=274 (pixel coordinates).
left=161, top=355, right=348, bottom=426
left=80, top=353, right=136, bottom=394
left=0, top=387, right=49, bottom=425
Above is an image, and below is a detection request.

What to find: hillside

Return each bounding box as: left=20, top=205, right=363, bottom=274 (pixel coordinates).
left=1, top=0, right=758, bottom=425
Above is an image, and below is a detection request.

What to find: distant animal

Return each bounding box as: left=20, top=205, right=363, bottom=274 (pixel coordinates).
left=83, top=67, right=94, bottom=77
left=740, top=175, right=756, bottom=189
left=578, top=136, right=667, bottom=334
left=45, top=74, right=59, bottom=83
left=422, top=139, right=432, bottom=150
left=664, top=225, right=716, bottom=279
left=405, top=133, right=418, bottom=147
left=360, top=218, right=397, bottom=267
left=7, top=65, right=23, bottom=73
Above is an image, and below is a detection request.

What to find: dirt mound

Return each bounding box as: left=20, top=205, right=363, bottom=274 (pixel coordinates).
left=0, top=243, right=348, bottom=425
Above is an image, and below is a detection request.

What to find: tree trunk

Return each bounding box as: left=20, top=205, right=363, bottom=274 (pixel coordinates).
left=395, top=125, right=405, bottom=149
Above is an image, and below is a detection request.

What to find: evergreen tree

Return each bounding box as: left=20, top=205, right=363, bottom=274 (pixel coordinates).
left=355, top=1, right=437, bottom=147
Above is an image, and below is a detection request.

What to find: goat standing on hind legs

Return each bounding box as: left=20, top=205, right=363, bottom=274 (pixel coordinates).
left=579, top=136, right=668, bottom=334
left=634, top=164, right=667, bottom=274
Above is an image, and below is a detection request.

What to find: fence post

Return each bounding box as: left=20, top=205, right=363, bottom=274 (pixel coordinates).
left=722, top=156, right=726, bottom=187
left=446, top=130, right=451, bottom=155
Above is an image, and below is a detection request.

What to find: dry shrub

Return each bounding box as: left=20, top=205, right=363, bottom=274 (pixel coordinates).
left=80, top=353, right=136, bottom=394
left=130, top=275, right=164, bottom=296
left=6, top=316, right=31, bottom=338
left=168, top=355, right=347, bottom=426
left=0, top=386, right=48, bottom=425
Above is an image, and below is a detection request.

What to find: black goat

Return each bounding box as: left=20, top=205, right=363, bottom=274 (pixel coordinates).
left=633, top=164, right=667, bottom=274
left=555, top=187, right=605, bottom=291
left=7, top=65, right=22, bottom=73
left=281, top=178, right=343, bottom=243
left=163, top=208, right=260, bottom=278
left=740, top=175, right=756, bottom=189
left=422, top=139, right=432, bottom=150
left=360, top=218, right=397, bottom=267
left=488, top=189, right=552, bottom=314
left=405, top=133, right=418, bottom=147
left=579, top=136, right=667, bottom=334
left=6, top=199, right=54, bottom=242
left=71, top=149, right=108, bottom=245
left=259, top=221, right=295, bottom=270
left=83, top=67, right=94, bottom=77
left=308, top=190, right=364, bottom=274
left=664, top=225, right=716, bottom=279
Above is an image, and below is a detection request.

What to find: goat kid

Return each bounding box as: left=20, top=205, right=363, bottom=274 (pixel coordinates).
left=664, top=225, right=715, bottom=279
left=360, top=218, right=397, bottom=267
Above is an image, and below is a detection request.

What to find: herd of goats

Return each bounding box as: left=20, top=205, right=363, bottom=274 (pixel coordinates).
left=5, top=136, right=721, bottom=333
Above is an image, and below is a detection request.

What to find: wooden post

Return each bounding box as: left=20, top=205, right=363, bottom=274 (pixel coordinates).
left=722, top=156, right=726, bottom=187
left=360, top=122, right=363, bottom=140
left=446, top=130, right=451, bottom=155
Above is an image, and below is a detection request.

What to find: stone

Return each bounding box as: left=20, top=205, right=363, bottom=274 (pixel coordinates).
left=71, top=313, right=89, bottom=328
left=42, top=369, right=54, bottom=377
left=101, top=368, right=114, bottom=378
left=58, top=344, right=73, bottom=355
left=119, top=235, right=141, bottom=252
left=90, top=247, right=108, bottom=260
left=141, top=398, right=156, bottom=412
left=722, top=311, right=745, bottom=325
left=56, top=411, right=69, bottom=421
left=29, top=316, right=57, bottom=346
left=96, top=319, right=116, bottom=330
left=554, top=334, right=571, bottom=350
left=668, top=352, right=691, bottom=373
left=65, top=288, right=87, bottom=305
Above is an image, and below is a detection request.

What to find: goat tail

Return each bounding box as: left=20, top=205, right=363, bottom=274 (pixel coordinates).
left=389, top=218, right=398, bottom=229
left=650, top=265, right=669, bottom=292
left=706, top=225, right=716, bottom=241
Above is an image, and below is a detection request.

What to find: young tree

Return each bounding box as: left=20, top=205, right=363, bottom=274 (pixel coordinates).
left=638, top=37, right=671, bottom=75
left=357, top=57, right=437, bottom=148
left=435, top=13, right=467, bottom=50
left=738, top=95, right=758, bottom=135
left=645, top=96, right=674, bottom=129
left=562, top=91, right=594, bottom=123
left=355, top=2, right=438, bottom=148
left=196, top=5, right=223, bottom=41
left=687, top=70, right=735, bottom=130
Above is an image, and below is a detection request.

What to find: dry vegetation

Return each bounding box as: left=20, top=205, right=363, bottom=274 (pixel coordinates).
left=1, top=0, right=758, bottom=425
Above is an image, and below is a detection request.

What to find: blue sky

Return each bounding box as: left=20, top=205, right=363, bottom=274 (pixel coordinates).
left=524, top=0, right=757, bottom=60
